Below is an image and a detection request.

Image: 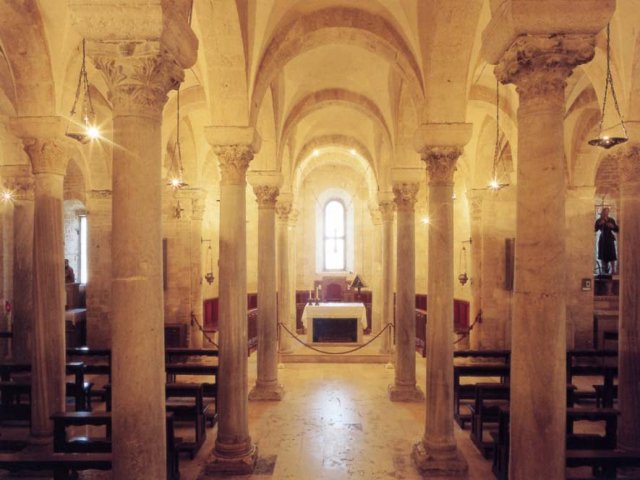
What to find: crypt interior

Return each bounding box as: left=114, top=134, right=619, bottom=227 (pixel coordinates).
left=0, top=0, right=639, bottom=479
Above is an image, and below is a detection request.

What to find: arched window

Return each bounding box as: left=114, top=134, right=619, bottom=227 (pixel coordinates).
left=324, top=199, right=346, bottom=271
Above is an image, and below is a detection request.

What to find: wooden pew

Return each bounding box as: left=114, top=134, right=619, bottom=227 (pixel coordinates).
left=0, top=362, right=93, bottom=413
left=166, top=361, right=218, bottom=427
left=593, top=366, right=617, bottom=408
left=453, top=350, right=511, bottom=363
left=51, top=411, right=179, bottom=480
left=453, top=363, right=509, bottom=428
left=66, top=347, right=112, bottom=401
left=493, top=406, right=624, bottom=480
left=566, top=449, right=640, bottom=478
left=566, top=350, right=617, bottom=402
left=104, top=382, right=209, bottom=459
left=0, top=452, right=112, bottom=480
left=0, top=381, right=30, bottom=424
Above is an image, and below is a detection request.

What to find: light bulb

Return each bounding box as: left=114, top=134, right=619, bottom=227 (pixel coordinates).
left=170, top=177, right=182, bottom=188
left=1, top=191, right=13, bottom=202
left=489, top=178, right=500, bottom=190
left=421, top=216, right=430, bottom=225
left=312, top=149, right=319, bottom=157
left=349, top=148, right=357, bottom=155
left=85, top=125, right=100, bottom=139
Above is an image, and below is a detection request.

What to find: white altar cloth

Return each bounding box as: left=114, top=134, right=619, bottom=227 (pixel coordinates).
left=301, top=302, right=367, bottom=344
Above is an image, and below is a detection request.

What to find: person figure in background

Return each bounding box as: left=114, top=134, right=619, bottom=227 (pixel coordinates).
left=595, top=207, right=619, bottom=275
left=64, top=259, right=75, bottom=283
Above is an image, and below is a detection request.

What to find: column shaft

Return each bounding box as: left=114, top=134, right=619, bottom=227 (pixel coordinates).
left=276, top=202, right=292, bottom=354
left=8, top=199, right=34, bottom=362
left=204, top=143, right=257, bottom=474
left=494, top=35, right=597, bottom=479
left=379, top=201, right=394, bottom=354
left=110, top=111, right=166, bottom=479
left=618, top=145, right=640, bottom=452
left=31, top=169, right=66, bottom=440
left=413, top=146, right=467, bottom=475
left=390, top=183, right=423, bottom=401
left=250, top=185, right=282, bottom=400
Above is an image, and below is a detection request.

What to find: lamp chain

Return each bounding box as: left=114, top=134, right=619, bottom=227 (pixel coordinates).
left=492, top=79, right=500, bottom=181
left=599, top=23, right=628, bottom=138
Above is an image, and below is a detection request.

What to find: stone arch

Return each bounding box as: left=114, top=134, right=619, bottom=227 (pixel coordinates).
left=250, top=7, right=424, bottom=125
left=0, top=1, right=55, bottom=115
left=64, top=155, right=87, bottom=204
left=280, top=88, right=392, bottom=154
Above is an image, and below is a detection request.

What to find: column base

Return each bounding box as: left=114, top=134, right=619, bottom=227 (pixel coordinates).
left=249, top=383, right=284, bottom=401
left=203, top=443, right=258, bottom=476
left=412, top=441, right=468, bottom=477
left=388, top=384, right=424, bottom=402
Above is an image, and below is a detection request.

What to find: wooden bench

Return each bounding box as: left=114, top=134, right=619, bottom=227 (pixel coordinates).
left=51, top=411, right=179, bottom=480
left=493, top=406, right=623, bottom=480
left=453, top=363, right=509, bottom=428
left=0, top=452, right=112, bottom=480
left=67, top=347, right=112, bottom=401
left=0, top=381, right=31, bottom=424
left=166, top=362, right=218, bottom=427
left=453, top=350, right=511, bottom=364
left=566, top=449, right=640, bottom=478
left=104, top=382, right=209, bottom=459
left=0, top=362, right=93, bottom=411
left=567, top=350, right=617, bottom=402
left=470, top=383, right=510, bottom=458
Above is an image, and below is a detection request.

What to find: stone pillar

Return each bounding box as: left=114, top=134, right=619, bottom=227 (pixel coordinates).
left=189, top=190, right=206, bottom=349
left=413, top=145, right=467, bottom=475
left=276, top=200, right=292, bottom=354
left=379, top=199, right=394, bottom=355
left=288, top=209, right=299, bottom=335
left=85, top=190, right=112, bottom=348
left=369, top=207, right=383, bottom=334
left=1, top=167, right=34, bottom=362
left=390, top=181, right=424, bottom=401
left=494, top=35, right=596, bottom=479
left=249, top=183, right=283, bottom=400
left=565, top=185, right=596, bottom=348
left=204, top=128, right=259, bottom=474
left=91, top=47, right=186, bottom=479
left=11, top=118, right=71, bottom=442
left=467, top=191, right=484, bottom=350
left=617, top=144, right=640, bottom=453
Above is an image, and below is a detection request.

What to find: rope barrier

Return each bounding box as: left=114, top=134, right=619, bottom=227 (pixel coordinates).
left=278, top=321, right=392, bottom=355
left=453, top=309, right=482, bottom=345
left=191, top=312, right=218, bottom=348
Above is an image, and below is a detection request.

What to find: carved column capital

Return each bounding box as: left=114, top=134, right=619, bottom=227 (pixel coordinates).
left=213, top=145, right=254, bottom=186
left=495, top=34, right=596, bottom=103
left=253, top=185, right=279, bottom=209
left=90, top=41, right=183, bottom=117
left=393, top=182, right=420, bottom=210
left=421, top=146, right=462, bottom=185
left=379, top=201, right=395, bottom=222
left=1, top=166, right=35, bottom=201
left=369, top=206, right=383, bottom=226
left=23, top=138, right=71, bottom=176
left=276, top=201, right=292, bottom=222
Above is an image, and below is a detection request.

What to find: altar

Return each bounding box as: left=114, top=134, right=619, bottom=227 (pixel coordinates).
left=301, top=302, right=367, bottom=344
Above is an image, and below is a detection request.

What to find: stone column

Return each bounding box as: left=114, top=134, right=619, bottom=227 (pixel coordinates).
left=276, top=200, right=292, bottom=354
left=390, top=182, right=424, bottom=401
left=90, top=46, right=185, bottom=479
left=369, top=207, right=383, bottom=334
left=1, top=167, right=34, bottom=362
left=204, top=128, right=259, bottom=474
left=617, top=144, right=640, bottom=453
left=467, top=191, right=484, bottom=350
left=413, top=145, right=467, bottom=475
left=288, top=209, right=299, bottom=335
left=494, top=35, right=596, bottom=479
left=379, top=199, right=394, bottom=355
left=85, top=190, right=112, bottom=348
left=565, top=185, right=596, bottom=348
left=11, top=118, right=71, bottom=442
left=189, top=190, right=206, bottom=349
left=249, top=184, right=283, bottom=400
